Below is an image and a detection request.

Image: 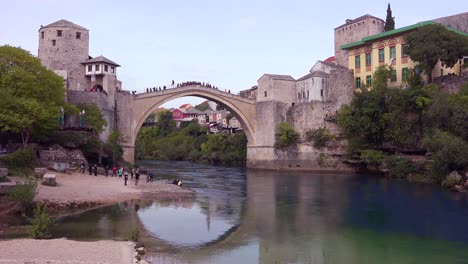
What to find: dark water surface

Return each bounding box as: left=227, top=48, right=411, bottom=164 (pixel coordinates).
left=49, top=161, right=468, bottom=264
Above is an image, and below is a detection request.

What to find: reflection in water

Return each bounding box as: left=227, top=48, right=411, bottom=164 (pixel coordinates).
left=49, top=161, right=468, bottom=264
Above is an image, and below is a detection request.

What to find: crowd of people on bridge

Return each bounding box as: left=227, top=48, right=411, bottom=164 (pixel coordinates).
left=139, top=80, right=231, bottom=94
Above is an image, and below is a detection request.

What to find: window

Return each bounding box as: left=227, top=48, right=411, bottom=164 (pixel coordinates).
left=402, top=44, right=409, bottom=57
left=298, top=92, right=301, bottom=99
left=88, top=65, right=92, bottom=72
left=440, top=69, right=444, bottom=76
left=41, top=31, right=44, bottom=39
left=378, top=48, right=385, bottom=62
left=264, top=91, right=267, bottom=97
left=389, top=46, right=396, bottom=59
left=95, top=64, right=100, bottom=71
left=390, top=70, right=397, bottom=82
left=76, top=32, right=81, bottom=39
left=402, top=68, right=409, bottom=81
left=57, top=30, right=62, bottom=37
left=355, top=55, right=361, bottom=68
left=320, top=89, right=323, bottom=97
left=366, top=75, right=372, bottom=86
left=307, top=90, right=309, bottom=99
left=365, top=53, right=371, bottom=66
left=355, top=77, right=361, bottom=88
left=111, top=67, right=115, bottom=73
left=104, top=65, right=108, bottom=72
left=52, top=39, right=56, bottom=46
left=302, top=91, right=305, bottom=99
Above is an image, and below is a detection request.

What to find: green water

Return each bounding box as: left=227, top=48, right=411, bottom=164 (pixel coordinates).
left=48, top=161, right=468, bottom=264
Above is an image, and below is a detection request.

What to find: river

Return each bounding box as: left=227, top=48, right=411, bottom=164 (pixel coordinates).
left=49, top=161, right=468, bottom=264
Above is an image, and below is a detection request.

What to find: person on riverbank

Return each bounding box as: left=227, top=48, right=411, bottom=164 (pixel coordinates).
left=104, top=165, right=109, bottom=177
left=124, top=172, right=129, bottom=186
left=118, top=167, right=123, bottom=178
left=93, top=164, right=98, bottom=176
left=131, top=168, right=135, bottom=180
left=135, top=168, right=140, bottom=186
left=112, top=166, right=117, bottom=177
left=88, top=164, right=92, bottom=175
left=80, top=161, right=85, bottom=173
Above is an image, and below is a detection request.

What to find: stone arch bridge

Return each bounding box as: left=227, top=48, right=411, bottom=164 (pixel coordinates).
left=116, top=85, right=256, bottom=163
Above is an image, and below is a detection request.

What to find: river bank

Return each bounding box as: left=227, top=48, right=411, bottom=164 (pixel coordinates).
left=0, top=169, right=195, bottom=263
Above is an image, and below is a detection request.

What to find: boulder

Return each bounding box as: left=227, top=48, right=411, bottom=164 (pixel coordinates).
left=453, top=185, right=467, bottom=193
left=447, top=171, right=462, bottom=182
left=0, top=168, right=8, bottom=177
left=42, top=174, right=56, bottom=187
left=136, top=247, right=146, bottom=255
left=0, top=182, right=17, bottom=195
left=34, top=168, right=47, bottom=179
left=464, top=180, right=468, bottom=189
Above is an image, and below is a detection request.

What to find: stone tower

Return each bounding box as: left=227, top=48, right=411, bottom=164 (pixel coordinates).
left=334, top=15, right=384, bottom=66
left=38, top=19, right=90, bottom=91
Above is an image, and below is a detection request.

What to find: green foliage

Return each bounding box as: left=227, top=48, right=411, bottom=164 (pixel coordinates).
left=404, top=24, right=468, bottom=82
left=360, top=150, right=385, bottom=171
left=386, top=156, right=417, bottom=178
left=0, top=46, right=65, bottom=146
left=156, top=110, right=176, bottom=135
left=441, top=176, right=459, bottom=188
left=423, top=130, right=468, bottom=182
left=274, top=122, right=299, bottom=149
left=136, top=120, right=247, bottom=166
left=63, top=103, right=80, bottom=116
left=27, top=204, right=53, bottom=239
left=104, top=130, right=125, bottom=166
left=8, top=178, right=37, bottom=213
left=305, top=127, right=335, bottom=148
left=125, top=227, right=140, bottom=242
left=195, top=101, right=211, bottom=111
left=384, top=3, right=395, bottom=31
left=78, top=103, right=107, bottom=135
left=0, top=148, right=36, bottom=175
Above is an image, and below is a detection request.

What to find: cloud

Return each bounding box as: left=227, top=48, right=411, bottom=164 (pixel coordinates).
left=232, top=16, right=257, bottom=32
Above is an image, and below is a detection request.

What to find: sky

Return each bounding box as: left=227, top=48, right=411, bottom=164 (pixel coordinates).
left=0, top=0, right=465, bottom=108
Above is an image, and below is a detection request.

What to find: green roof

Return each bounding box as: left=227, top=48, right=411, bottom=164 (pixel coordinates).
left=340, top=21, right=468, bottom=50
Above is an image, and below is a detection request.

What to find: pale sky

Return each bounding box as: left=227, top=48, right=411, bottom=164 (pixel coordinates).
left=0, top=0, right=465, bottom=108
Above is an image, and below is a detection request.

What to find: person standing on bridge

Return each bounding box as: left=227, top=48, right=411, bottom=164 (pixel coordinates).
left=171, top=80, right=175, bottom=88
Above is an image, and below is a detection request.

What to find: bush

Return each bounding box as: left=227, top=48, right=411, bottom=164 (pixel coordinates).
left=27, top=204, right=53, bottom=239
left=275, top=122, right=299, bottom=149
left=126, top=227, right=140, bottom=242
left=305, top=127, right=335, bottom=148
left=0, top=148, right=36, bottom=170
left=423, top=130, right=468, bottom=182
left=8, top=178, right=37, bottom=213
left=386, top=156, right=417, bottom=178
left=360, top=150, right=385, bottom=171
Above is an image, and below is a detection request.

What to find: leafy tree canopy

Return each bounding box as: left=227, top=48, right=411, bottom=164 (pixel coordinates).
left=78, top=103, right=107, bottom=135
left=0, top=46, right=65, bottom=146
left=404, top=24, right=468, bottom=82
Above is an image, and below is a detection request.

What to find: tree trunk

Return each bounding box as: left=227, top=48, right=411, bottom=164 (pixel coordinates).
left=21, top=130, right=29, bottom=148
left=427, top=68, right=433, bottom=83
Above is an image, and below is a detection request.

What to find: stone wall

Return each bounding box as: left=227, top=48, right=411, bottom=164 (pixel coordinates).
left=67, top=91, right=115, bottom=141
left=39, top=144, right=87, bottom=168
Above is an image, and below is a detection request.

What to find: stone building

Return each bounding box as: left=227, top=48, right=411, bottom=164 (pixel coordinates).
left=257, top=74, right=296, bottom=106
left=38, top=19, right=122, bottom=141
left=340, top=21, right=467, bottom=88
left=334, top=15, right=385, bottom=67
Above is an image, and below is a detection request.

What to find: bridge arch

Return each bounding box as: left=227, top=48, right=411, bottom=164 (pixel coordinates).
left=118, top=85, right=256, bottom=163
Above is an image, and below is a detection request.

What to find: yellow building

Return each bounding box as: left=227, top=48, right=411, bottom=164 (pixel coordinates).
left=340, top=21, right=467, bottom=88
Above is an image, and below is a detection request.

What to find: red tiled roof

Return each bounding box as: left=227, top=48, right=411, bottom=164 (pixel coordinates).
left=323, top=56, right=335, bottom=63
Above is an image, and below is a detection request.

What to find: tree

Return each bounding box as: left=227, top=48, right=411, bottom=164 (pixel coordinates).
left=78, top=103, right=107, bottom=135
left=404, top=24, right=468, bottom=82
left=384, top=3, right=395, bottom=31
left=0, top=46, right=65, bottom=146
left=156, top=110, right=175, bottom=135
left=275, top=122, right=299, bottom=149
left=104, top=130, right=125, bottom=166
